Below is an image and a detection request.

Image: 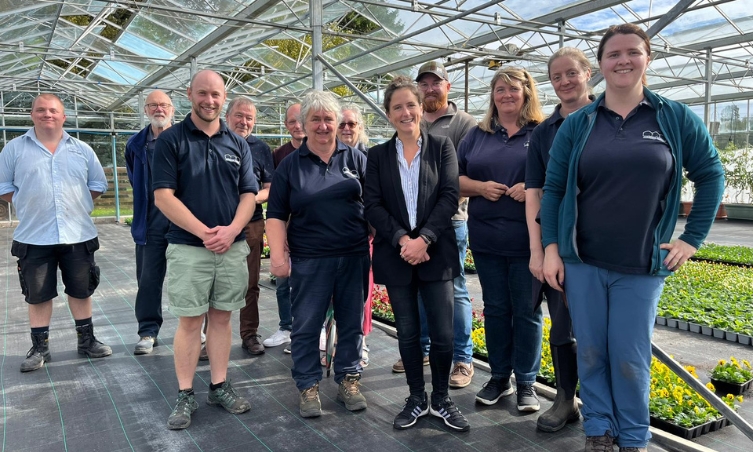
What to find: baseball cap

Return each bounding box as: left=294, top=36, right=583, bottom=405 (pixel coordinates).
left=416, top=61, right=449, bottom=82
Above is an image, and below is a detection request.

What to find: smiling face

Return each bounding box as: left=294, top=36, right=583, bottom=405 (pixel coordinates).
left=549, top=56, right=591, bottom=106
left=187, top=70, right=226, bottom=125
left=417, top=73, right=449, bottom=113
left=337, top=109, right=361, bottom=146
left=387, top=87, right=422, bottom=138
left=493, top=78, right=525, bottom=120
left=599, top=33, right=650, bottom=92
left=304, top=108, right=338, bottom=151
left=31, top=95, right=66, bottom=135
left=226, top=102, right=256, bottom=138
left=144, top=90, right=173, bottom=130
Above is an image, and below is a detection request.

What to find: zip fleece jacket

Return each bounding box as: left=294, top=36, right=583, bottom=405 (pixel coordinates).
left=540, top=88, right=724, bottom=277
left=125, top=126, right=153, bottom=245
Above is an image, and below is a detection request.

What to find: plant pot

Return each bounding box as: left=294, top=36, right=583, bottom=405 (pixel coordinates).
left=738, top=334, right=753, bottom=346
left=677, top=320, right=689, bottom=331
left=689, top=323, right=702, bottom=334
left=713, top=328, right=726, bottom=339
left=725, top=203, right=753, bottom=221
left=667, top=319, right=679, bottom=328
left=710, top=378, right=753, bottom=396
left=649, top=416, right=723, bottom=440
left=726, top=331, right=739, bottom=342
left=656, top=316, right=667, bottom=326
left=702, top=326, right=713, bottom=336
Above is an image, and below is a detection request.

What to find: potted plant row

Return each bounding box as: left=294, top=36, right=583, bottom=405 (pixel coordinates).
left=709, top=357, right=753, bottom=396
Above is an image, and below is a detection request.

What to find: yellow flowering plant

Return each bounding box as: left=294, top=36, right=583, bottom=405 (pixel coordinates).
left=710, top=357, right=753, bottom=384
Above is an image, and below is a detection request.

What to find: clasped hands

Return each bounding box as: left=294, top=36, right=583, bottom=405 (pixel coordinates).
left=481, top=181, right=525, bottom=202
left=399, top=235, right=430, bottom=266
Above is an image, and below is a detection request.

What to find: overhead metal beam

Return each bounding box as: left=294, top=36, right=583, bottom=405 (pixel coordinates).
left=316, top=55, right=388, bottom=121
left=104, top=0, right=281, bottom=111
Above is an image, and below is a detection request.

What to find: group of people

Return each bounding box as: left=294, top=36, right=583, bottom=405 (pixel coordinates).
left=0, top=23, right=725, bottom=452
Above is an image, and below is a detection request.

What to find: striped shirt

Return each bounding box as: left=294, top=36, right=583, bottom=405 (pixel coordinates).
left=395, top=136, right=422, bottom=230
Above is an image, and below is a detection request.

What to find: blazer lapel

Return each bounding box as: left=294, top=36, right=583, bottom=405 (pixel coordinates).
left=387, top=136, right=412, bottom=230
left=415, top=132, right=428, bottom=227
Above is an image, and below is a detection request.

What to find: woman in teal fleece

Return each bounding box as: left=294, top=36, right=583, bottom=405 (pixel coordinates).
left=540, top=24, right=724, bottom=452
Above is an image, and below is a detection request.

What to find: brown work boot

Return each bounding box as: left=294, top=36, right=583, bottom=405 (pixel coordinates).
left=300, top=383, right=322, bottom=418
left=337, top=374, right=367, bottom=411
left=585, top=431, right=616, bottom=452
left=449, top=362, right=474, bottom=388
left=242, top=335, right=265, bottom=355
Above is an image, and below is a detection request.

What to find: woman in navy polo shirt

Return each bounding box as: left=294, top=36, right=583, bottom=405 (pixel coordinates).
left=364, top=75, right=468, bottom=432
left=266, top=90, right=370, bottom=419
left=525, top=47, right=594, bottom=433
left=458, top=67, right=544, bottom=412
left=541, top=24, right=724, bottom=451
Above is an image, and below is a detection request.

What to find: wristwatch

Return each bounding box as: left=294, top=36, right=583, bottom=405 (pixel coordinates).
left=420, top=234, right=432, bottom=246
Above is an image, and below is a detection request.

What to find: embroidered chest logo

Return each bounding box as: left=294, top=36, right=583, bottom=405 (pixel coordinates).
left=524, top=140, right=530, bottom=148
left=342, top=166, right=359, bottom=179
left=642, top=130, right=667, bottom=144
left=224, top=154, right=241, bottom=166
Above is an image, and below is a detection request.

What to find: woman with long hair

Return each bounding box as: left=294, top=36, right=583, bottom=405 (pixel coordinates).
left=541, top=25, right=724, bottom=451
left=458, top=67, right=545, bottom=412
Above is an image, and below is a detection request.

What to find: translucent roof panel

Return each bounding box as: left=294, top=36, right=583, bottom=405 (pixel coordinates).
left=0, top=0, right=748, bottom=120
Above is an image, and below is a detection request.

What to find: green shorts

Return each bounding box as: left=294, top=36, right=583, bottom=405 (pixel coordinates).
left=166, top=241, right=250, bottom=318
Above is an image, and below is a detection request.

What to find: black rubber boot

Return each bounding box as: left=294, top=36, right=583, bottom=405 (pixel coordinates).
left=76, top=324, right=113, bottom=358
left=21, top=331, right=51, bottom=372
left=537, top=343, right=580, bottom=432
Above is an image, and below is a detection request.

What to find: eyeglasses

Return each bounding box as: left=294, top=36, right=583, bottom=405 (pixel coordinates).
left=338, top=121, right=358, bottom=129
left=418, top=80, right=445, bottom=90
left=146, top=103, right=173, bottom=110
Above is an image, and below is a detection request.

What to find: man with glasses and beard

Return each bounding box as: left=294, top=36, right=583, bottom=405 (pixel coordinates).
left=126, top=90, right=175, bottom=355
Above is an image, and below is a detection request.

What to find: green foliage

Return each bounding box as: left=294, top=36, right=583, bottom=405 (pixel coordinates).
left=658, top=261, right=753, bottom=334
left=695, top=242, right=753, bottom=265
left=711, top=357, right=753, bottom=384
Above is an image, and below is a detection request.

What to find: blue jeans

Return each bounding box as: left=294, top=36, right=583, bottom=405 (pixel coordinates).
left=418, top=220, right=474, bottom=363
left=134, top=238, right=167, bottom=337
left=289, top=255, right=368, bottom=390
left=388, top=278, right=454, bottom=398
left=565, top=262, right=665, bottom=449
left=473, top=252, right=541, bottom=385
left=275, top=276, right=292, bottom=331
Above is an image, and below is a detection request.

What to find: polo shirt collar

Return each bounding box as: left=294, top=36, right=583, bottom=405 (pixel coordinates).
left=182, top=112, right=230, bottom=135
left=298, top=138, right=349, bottom=157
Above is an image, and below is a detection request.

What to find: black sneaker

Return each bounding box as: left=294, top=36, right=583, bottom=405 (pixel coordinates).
left=393, top=392, right=428, bottom=430
left=516, top=383, right=540, bottom=412
left=207, top=380, right=250, bottom=414
left=475, top=377, right=514, bottom=405
left=430, top=395, right=470, bottom=432
left=167, top=391, right=198, bottom=430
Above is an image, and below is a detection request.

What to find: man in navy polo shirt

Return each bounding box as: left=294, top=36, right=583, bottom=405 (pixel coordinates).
left=225, top=96, right=274, bottom=355
left=152, top=69, right=258, bottom=430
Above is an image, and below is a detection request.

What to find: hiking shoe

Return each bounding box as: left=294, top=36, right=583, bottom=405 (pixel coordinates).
left=393, top=392, right=428, bottom=430
left=167, top=391, right=198, bottom=430
left=337, top=374, right=367, bottom=411
left=449, top=362, right=474, bottom=388
left=475, top=377, right=514, bottom=405
left=263, top=329, right=291, bottom=347
left=21, top=331, right=51, bottom=372
left=242, top=335, right=265, bottom=355
left=392, top=355, right=429, bottom=373
left=300, top=383, right=322, bottom=418
left=585, top=431, right=616, bottom=452
left=207, top=380, right=250, bottom=414
left=430, top=395, right=470, bottom=432
left=134, top=336, right=156, bottom=355
left=76, top=324, right=112, bottom=358
left=517, top=384, right=540, bottom=412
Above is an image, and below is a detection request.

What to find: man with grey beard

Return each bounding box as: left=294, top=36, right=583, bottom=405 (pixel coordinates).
left=126, top=89, right=174, bottom=355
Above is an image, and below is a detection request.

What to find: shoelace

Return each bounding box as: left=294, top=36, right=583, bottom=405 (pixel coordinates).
left=401, top=396, right=425, bottom=417
left=302, top=386, right=319, bottom=402
left=342, top=380, right=360, bottom=396
left=174, top=394, right=194, bottom=415
left=453, top=364, right=471, bottom=376
left=214, top=384, right=239, bottom=404
left=586, top=435, right=614, bottom=452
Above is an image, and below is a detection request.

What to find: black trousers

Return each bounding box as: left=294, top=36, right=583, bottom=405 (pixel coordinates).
left=134, top=239, right=167, bottom=337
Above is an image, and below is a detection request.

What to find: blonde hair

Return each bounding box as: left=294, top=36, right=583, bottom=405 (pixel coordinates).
left=479, top=67, right=543, bottom=132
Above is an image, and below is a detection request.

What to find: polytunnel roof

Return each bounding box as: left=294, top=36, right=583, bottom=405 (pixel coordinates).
left=0, top=0, right=751, bottom=123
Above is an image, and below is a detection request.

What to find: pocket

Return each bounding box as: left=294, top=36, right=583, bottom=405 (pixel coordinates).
left=17, top=266, right=29, bottom=297
left=85, top=237, right=100, bottom=254
left=88, top=264, right=101, bottom=292
left=10, top=241, right=27, bottom=259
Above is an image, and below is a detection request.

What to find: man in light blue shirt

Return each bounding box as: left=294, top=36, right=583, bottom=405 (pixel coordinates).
left=0, top=93, right=112, bottom=373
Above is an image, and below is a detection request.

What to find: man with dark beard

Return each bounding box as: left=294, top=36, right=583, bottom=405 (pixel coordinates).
left=126, top=89, right=174, bottom=355
left=389, top=61, right=477, bottom=390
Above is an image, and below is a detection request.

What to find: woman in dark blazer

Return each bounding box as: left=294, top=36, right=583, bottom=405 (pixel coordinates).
left=364, top=75, right=467, bottom=432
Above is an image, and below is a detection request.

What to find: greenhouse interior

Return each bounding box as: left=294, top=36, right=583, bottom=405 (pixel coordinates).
left=1, top=1, right=753, bottom=452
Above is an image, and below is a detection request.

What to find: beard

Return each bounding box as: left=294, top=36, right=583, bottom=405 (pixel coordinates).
left=149, top=116, right=171, bottom=129
left=423, top=92, right=447, bottom=113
